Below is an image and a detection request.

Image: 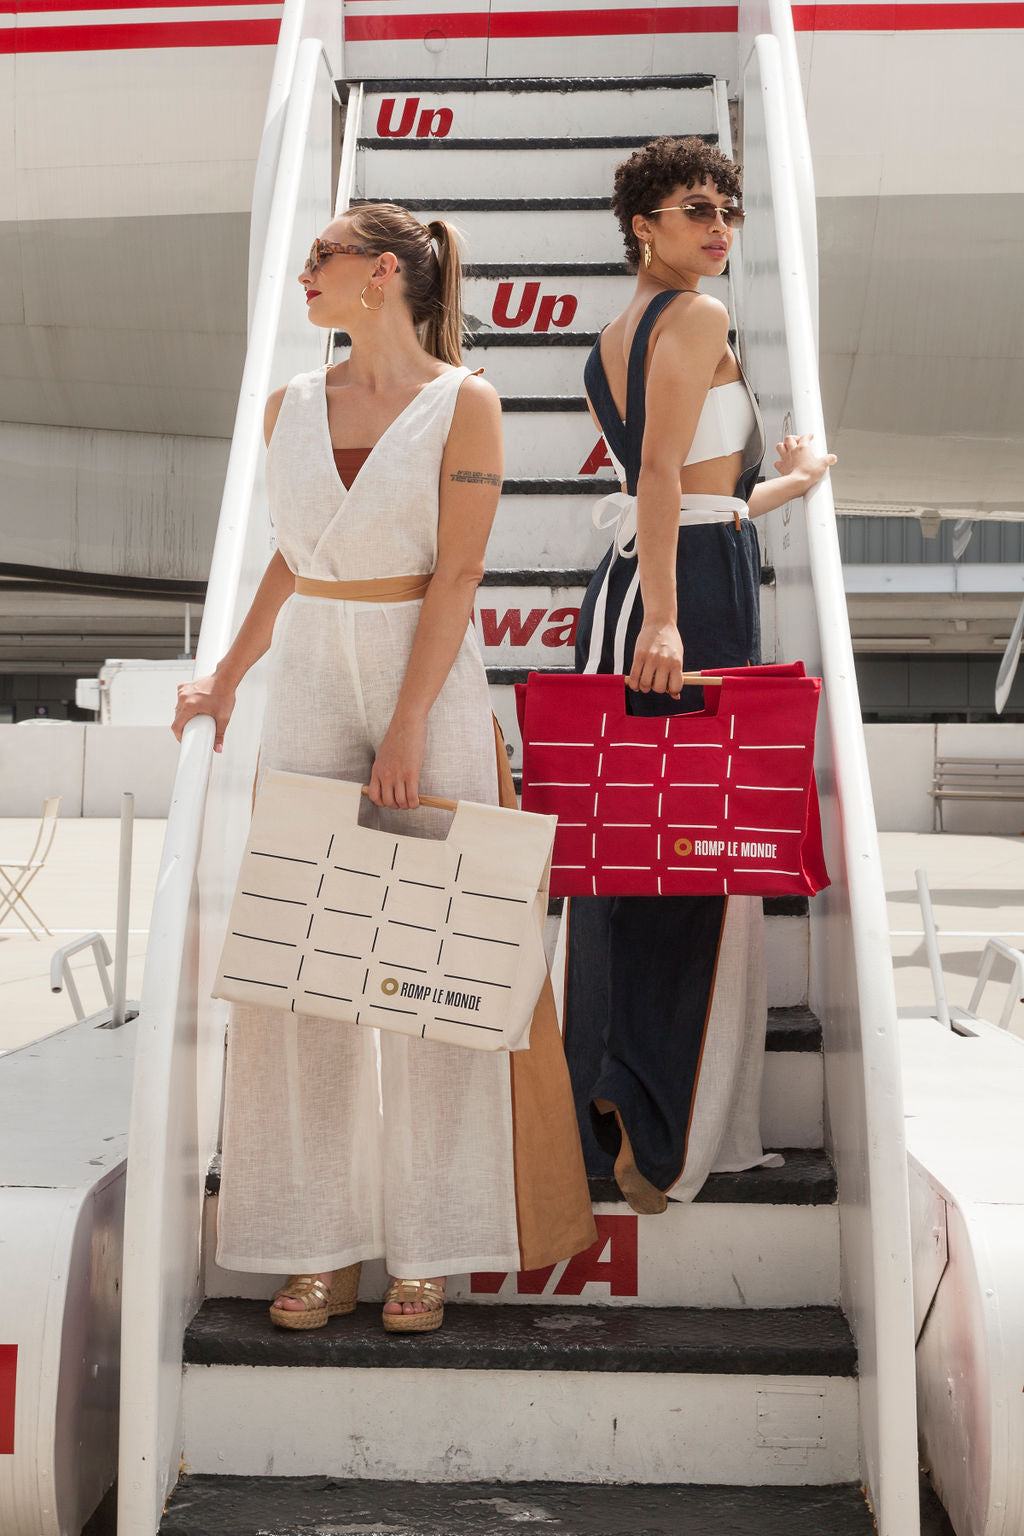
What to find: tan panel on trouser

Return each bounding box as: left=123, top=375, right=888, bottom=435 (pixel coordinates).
left=492, top=716, right=597, bottom=1271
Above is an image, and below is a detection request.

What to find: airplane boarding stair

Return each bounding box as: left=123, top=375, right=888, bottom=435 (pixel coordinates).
left=155, top=73, right=900, bottom=1536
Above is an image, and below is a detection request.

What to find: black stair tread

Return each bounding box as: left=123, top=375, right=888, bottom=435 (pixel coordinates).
left=765, top=1005, right=822, bottom=1051
left=542, top=894, right=810, bottom=921
left=355, top=74, right=717, bottom=92
left=333, top=329, right=601, bottom=346
left=588, top=1148, right=833, bottom=1207
left=161, top=1475, right=874, bottom=1536
left=480, top=567, right=592, bottom=584
left=468, top=330, right=600, bottom=345
left=184, top=1299, right=856, bottom=1376
left=359, top=133, right=716, bottom=151
left=501, top=477, right=620, bottom=494
left=501, top=395, right=588, bottom=409
left=468, top=262, right=628, bottom=276
left=357, top=195, right=616, bottom=210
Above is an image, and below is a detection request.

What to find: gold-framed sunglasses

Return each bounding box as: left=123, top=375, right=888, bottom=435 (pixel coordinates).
left=304, top=237, right=375, bottom=273
left=647, top=201, right=746, bottom=228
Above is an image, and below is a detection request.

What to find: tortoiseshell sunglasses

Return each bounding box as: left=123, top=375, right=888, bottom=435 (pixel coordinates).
left=304, top=238, right=374, bottom=273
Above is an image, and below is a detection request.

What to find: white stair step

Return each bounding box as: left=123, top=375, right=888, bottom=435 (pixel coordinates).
left=203, top=1010, right=826, bottom=1311
left=403, top=203, right=631, bottom=263
left=485, top=490, right=611, bottom=567
left=461, top=271, right=729, bottom=337
left=360, top=79, right=715, bottom=142
left=355, top=139, right=715, bottom=201
left=499, top=403, right=605, bottom=476
left=180, top=1300, right=859, bottom=1484
left=473, top=560, right=776, bottom=667
left=331, top=329, right=600, bottom=393
left=463, top=270, right=628, bottom=337
left=203, top=1171, right=836, bottom=1311
left=466, top=336, right=597, bottom=394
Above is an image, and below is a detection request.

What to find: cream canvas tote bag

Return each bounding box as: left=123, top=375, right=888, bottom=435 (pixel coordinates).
left=213, top=770, right=556, bottom=1051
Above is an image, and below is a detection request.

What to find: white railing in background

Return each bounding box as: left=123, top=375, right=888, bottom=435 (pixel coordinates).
left=739, top=23, right=921, bottom=1536
left=968, top=940, right=1024, bottom=1031
left=116, top=32, right=337, bottom=1534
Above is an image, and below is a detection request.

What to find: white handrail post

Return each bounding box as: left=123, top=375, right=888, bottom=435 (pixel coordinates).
left=111, top=792, right=135, bottom=1029
left=915, top=868, right=951, bottom=1031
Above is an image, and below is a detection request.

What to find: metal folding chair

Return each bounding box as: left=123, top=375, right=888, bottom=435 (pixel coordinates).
left=0, top=797, right=61, bottom=940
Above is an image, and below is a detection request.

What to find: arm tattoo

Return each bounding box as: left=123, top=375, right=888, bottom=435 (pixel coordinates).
left=449, top=469, right=502, bottom=487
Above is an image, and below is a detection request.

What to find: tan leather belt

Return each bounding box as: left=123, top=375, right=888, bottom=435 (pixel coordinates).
left=294, top=574, right=431, bottom=603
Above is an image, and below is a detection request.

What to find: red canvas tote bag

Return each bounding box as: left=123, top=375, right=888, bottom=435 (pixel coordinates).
left=516, top=662, right=829, bottom=899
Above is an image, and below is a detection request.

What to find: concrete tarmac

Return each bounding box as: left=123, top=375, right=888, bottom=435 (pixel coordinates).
left=0, top=816, right=167, bottom=1052
left=1, top=821, right=1023, bottom=1054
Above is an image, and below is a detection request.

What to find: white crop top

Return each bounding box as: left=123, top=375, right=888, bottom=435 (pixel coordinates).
left=684, top=380, right=756, bottom=466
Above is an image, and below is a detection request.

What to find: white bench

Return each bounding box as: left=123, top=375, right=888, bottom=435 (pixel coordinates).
left=931, top=757, right=1024, bottom=831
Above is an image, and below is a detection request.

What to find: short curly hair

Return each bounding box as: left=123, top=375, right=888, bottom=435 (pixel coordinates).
left=611, top=136, right=742, bottom=270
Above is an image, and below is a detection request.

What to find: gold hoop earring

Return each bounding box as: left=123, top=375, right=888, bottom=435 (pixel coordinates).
left=360, top=283, right=385, bottom=312
left=643, top=241, right=653, bottom=270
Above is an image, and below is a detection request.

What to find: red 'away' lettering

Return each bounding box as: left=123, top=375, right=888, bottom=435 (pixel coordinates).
left=471, top=1213, right=638, bottom=1297
left=580, top=437, right=614, bottom=475
left=479, top=608, right=547, bottom=647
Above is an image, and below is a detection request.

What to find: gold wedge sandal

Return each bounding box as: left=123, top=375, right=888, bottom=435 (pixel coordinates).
left=382, top=1277, right=446, bottom=1334
left=269, top=1263, right=362, bottom=1331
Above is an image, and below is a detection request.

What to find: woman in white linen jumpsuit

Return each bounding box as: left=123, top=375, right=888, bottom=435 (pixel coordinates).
left=173, top=203, right=595, bottom=1334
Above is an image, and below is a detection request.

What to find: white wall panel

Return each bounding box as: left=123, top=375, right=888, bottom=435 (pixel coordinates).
left=83, top=728, right=180, bottom=818
left=806, top=33, right=1024, bottom=200
left=14, top=48, right=275, bottom=221
left=0, top=724, right=85, bottom=817
left=0, top=59, right=15, bottom=224
left=862, top=724, right=935, bottom=834
left=1, top=421, right=228, bottom=580
left=0, top=724, right=181, bottom=816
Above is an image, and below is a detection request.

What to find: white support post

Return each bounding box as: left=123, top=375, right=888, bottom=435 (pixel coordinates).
left=111, top=792, right=135, bottom=1029
left=915, top=868, right=951, bottom=1031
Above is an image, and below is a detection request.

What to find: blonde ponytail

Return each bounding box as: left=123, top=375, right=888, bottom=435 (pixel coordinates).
left=422, top=219, right=463, bottom=366
left=345, top=203, right=465, bottom=365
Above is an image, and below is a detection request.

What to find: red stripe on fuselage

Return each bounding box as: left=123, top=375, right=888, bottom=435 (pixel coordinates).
left=14, top=0, right=268, bottom=10
left=3, top=0, right=1022, bottom=55
left=0, top=16, right=280, bottom=48
left=344, top=0, right=1024, bottom=37
left=791, top=1, right=1024, bottom=26
left=0, top=1346, right=16, bottom=1455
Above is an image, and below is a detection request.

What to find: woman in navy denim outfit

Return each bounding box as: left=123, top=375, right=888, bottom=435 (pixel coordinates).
left=564, top=137, right=835, bottom=1212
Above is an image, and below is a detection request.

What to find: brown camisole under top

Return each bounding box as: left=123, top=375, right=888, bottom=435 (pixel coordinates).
left=333, top=447, right=372, bottom=489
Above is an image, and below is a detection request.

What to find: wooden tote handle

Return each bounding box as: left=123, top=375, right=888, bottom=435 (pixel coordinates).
left=360, top=785, right=459, bottom=812
left=622, top=672, right=723, bottom=686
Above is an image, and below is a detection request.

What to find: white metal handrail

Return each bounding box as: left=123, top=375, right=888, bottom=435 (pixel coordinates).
left=116, top=29, right=337, bottom=1532
left=741, top=21, right=920, bottom=1535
